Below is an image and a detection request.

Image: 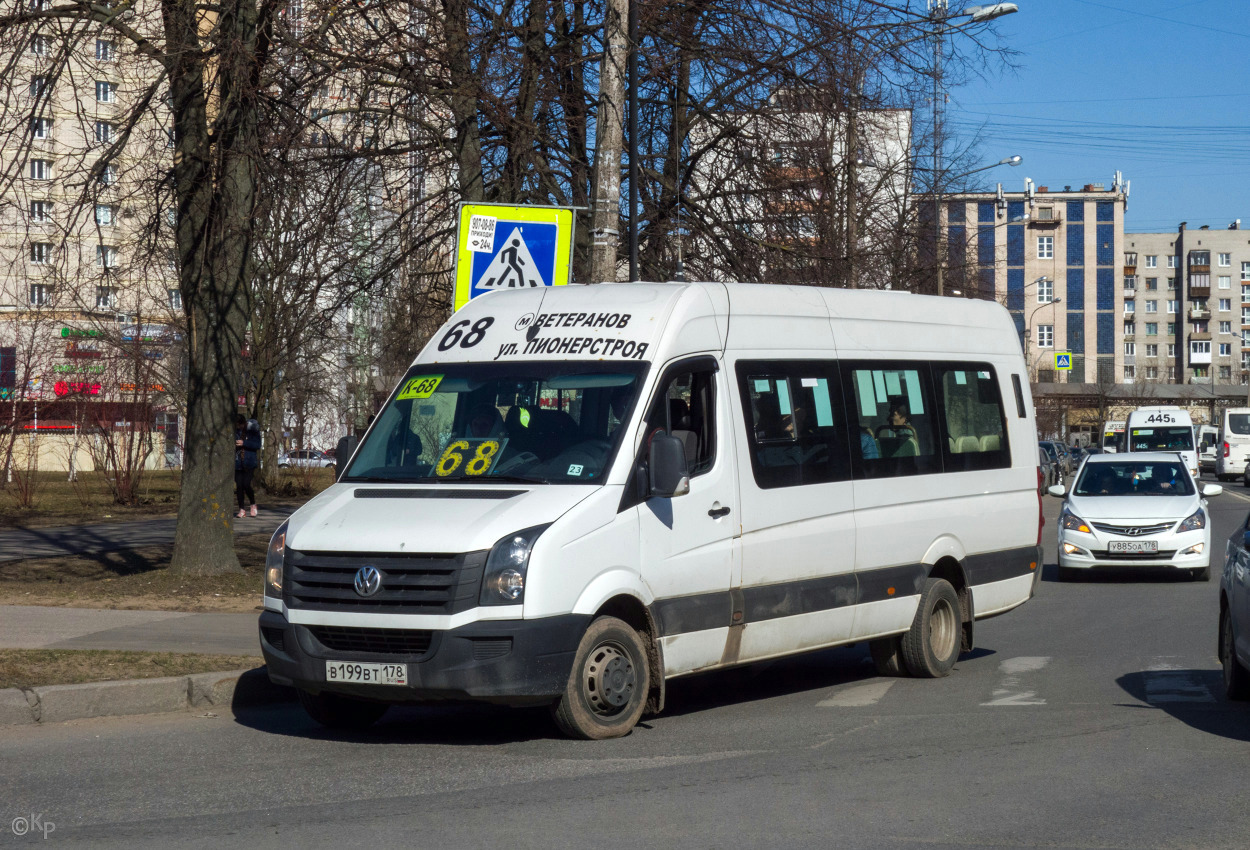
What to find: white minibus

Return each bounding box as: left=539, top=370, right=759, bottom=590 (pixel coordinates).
left=1216, top=407, right=1250, bottom=482
left=1198, top=424, right=1219, bottom=473
left=1100, top=420, right=1125, bottom=453
left=1126, top=406, right=1198, bottom=479
left=259, top=282, right=1043, bottom=738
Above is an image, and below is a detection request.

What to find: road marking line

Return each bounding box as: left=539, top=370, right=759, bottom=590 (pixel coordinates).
left=981, top=656, right=1050, bottom=706
left=1143, top=661, right=1213, bottom=704
left=817, top=681, right=895, bottom=707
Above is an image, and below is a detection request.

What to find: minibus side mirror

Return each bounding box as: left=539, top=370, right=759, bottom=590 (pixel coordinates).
left=649, top=434, right=690, bottom=498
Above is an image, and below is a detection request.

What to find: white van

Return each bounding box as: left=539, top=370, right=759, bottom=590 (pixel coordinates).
left=1100, top=420, right=1125, bottom=453
left=1216, top=407, right=1250, bottom=482
left=1197, top=424, right=1219, bottom=473
left=259, top=282, right=1043, bottom=738
left=1126, top=406, right=1198, bottom=479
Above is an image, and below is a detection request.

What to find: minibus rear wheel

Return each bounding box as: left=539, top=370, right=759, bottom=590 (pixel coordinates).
left=551, top=616, right=650, bottom=740
left=901, top=578, right=961, bottom=678
left=868, top=636, right=907, bottom=677
left=297, top=689, right=389, bottom=730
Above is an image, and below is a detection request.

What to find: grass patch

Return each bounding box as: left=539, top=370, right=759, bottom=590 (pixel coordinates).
left=0, top=468, right=334, bottom=529
left=0, top=532, right=271, bottom=613
left=0, top=649, right=262, bottom=690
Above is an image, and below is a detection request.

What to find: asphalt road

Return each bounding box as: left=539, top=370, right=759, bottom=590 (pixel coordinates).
left=4, top=476, right=1250, bottom=849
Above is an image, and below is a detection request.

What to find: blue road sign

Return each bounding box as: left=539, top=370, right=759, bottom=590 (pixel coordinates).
left=454, top=205, right=574, bottom=310
left=1055, top=352, right=1072, bottom=370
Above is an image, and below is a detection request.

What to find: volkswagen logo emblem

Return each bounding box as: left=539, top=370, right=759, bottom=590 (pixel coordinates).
left=354, top=565, right=382, bottom=597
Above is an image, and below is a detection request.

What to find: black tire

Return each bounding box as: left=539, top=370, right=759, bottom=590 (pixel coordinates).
left=551, top=616, right=650, bottom=740
left=1192, top=567, right=1211, bottom=582
left=1057, top=566, right=1083, bottom=582
left=297, top=689, right=389, bottom=730
left=900, top=578, right=961, bottom=678
left=1221, top=607, right=1250, bottom=701
left=869, top=636, right=908, bottom=677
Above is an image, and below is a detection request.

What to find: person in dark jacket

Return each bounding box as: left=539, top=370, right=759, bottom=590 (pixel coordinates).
left=234, top=414, right=261, bottom=518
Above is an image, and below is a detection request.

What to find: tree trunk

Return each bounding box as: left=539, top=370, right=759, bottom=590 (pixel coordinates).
left=443, top=0, right=484, bottom=202
left=589, top=0, right=627, bottom=283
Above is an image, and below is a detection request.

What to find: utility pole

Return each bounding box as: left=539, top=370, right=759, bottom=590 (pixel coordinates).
left=590, top=0, right=628, bottom=283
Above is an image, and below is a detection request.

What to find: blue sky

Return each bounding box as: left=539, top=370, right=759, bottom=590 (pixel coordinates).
left=947, top=0, right=1249, bottom=234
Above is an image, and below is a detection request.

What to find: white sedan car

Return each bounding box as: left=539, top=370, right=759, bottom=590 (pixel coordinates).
left=1050, top=452, right=1222, bottom=582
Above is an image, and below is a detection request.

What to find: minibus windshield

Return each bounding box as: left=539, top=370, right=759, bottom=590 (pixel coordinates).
left=343, top=361, right=647, bottom=484
left=1128, top=426, right=1193, bottom=453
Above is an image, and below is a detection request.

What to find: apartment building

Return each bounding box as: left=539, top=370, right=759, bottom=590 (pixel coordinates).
left=940, top=177, right=1129, bottom=384
left=1124, top=222, right=1250, bottom=385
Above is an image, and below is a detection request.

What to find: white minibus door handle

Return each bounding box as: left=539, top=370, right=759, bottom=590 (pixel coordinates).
left=708, top=504, right=731, bottom=519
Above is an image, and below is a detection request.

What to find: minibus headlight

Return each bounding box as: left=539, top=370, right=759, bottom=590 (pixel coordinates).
left=265, top=521, right=287, bottom=597
left=1061, top=509, right=1091, bottom=534
left=1177, top=509, right=1206, bottom=533
left=480, top=525, right=549, bottom=606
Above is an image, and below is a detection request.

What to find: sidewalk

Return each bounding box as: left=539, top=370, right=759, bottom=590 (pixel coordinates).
left=0, top=605, right=261, bottom=656
left=0, top=505, right=296, bottom=563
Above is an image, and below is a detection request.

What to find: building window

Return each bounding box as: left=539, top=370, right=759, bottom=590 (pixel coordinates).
left=31, top=117, right=51, bottom=139
left=95, top=80, right=116, bottom=103
left=1167, top=277, right=1176, bottom=289
left=99, top=163, right=117, bottom=186
left=1168, top=366, right=1177, bottom=380
left=1146, top=323, right=1158, bottom=336
left=1124, top=322, right=1136, bottom=336
left=1243, top=261, right=1250, bottom=281
left=1220, top=343, right=1232, bottom=356
left=1243, top=284, right=1250, bottom=302
left=1221, top=365, right=1232, bottom=380
left=1124, top=342, right=1135, bottom=356
left=1145, top=300, right=1158, bottom=313
left=1220, top=298, right=1232, bottom=311
left=1036, top=206, right=1055, bottom=221
left=1220, top=275, right=1232, bottom=289
left=1192, top=298, right=1208, bottom=312
left=1167, top=343, right=1176, bottom=357
left=1145, top=255, right=1157, bottom=268
left=94, top=121, right=114, bottom=144
left=1221, top=321, right=1233, bottom=334
left=1167, top=300, right=1178, bottom=314
left=1037, top=236, right=1054, bottom=260
left=1194, top=320, right=1210, bottom=334
left=30, top=34, right=50, bottom=55
left=1124, top=301, right=1135, bottom=315
left=1190, top=250, right=1210, bottom=266
left=29, top=159, right=51, bottom=180
left=1145, top=344, right=1158, bottom=357
left=1144, top=366, right=1158, bottom=379
left=95, top=286, right=117, bottom=310
left=1124, top=366, right=1135, bottom=381
left=1193, top=367, right=1209, bottom=379
left=96, top=245, right=117, bottom=268
left=1146, top=277, right=1158, bottom=291
left=1124, top=276, right=1137, bottom=290
left=95, top=39, right=115, bottom=61
left=168, top=289, right=182, bottom=311
left=1037, top=325, right=1054, bottom=348
left=29, top=242, right=52, bottom=264
left=30, top=76, right=47, bottom=98
left=30, top=200, right=51, bottom=222
left=1219, top=253, right=1231, bottom=267
left=1037, top=278, right=1053, bottom=303
left=29, top=284, right=53, bottom=306
left=1125, top=252, right=1137, bottom=266
left=95, top=204, right=115, bottom=225
left=1167, top=322, right=1176, bottom=336
left=1167, top=255, right=1177, bottom=269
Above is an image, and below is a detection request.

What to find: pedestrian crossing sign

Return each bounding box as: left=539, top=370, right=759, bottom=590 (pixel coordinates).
left=1055, top=352, right=1072, bottom=370
left=454, top=204, right=575, bottom=311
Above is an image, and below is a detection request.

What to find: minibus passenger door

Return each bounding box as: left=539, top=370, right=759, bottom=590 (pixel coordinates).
left=634, top=357, right=739, bottom=677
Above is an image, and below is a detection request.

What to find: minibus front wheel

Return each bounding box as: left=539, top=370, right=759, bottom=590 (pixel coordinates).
left=551, top=616, right=650, bottom=740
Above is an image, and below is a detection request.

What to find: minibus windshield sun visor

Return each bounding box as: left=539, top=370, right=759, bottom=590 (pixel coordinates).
left=343, top=361, right=648, bottom=485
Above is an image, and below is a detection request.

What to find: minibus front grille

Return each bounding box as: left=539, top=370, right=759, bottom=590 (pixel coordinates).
left=285, top=549, right=487, bottom=613
left=309, top=626, right=435, bottom=656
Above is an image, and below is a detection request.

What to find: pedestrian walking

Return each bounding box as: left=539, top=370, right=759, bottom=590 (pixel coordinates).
left=235, top=414, right=261, bottom=518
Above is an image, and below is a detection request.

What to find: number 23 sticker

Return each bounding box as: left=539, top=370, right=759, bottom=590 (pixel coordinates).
left=397, top=375, right=442, bottom=400
left=436, top=438, right=506, bottom=477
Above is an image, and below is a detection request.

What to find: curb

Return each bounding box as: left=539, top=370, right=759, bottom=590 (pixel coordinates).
left=0, top=666, right=293, bottom=726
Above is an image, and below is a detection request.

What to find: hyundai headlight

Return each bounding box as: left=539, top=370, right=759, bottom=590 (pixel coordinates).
left=1061, top=509, right=1091, bottom=534
left=1177, top=509, right=1206, bottom=533
left=480, top=525, right=549, bottom=606
left=265, top=521, right=287, bottom=597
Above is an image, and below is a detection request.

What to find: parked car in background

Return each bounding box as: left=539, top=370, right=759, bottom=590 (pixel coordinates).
left=278, top=449, right=334, bottom=469
left=1050, top=453, right=1222, bottom=582
left=1219, top=514, right=1250, bottom=699
left=1039, top=447, right=1058, bottom=492
left=1041, top=440, right=1072, bottom=478
left=1039, top=442, right=1065, bottom=483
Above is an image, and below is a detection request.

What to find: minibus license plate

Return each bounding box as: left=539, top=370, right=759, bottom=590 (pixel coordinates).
left=325, top=662, right=407, bottom=685
left=1109, top=540, right=1157, bottom=554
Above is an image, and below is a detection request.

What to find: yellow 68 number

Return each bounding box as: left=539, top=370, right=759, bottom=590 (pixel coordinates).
left=436, top=439, right=501, bottom=477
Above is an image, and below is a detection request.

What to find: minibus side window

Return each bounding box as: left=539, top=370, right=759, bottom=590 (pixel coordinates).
left=641, top=365, right=717, bottom=477
left=735, top=360, right=852, bottom=489
left=844, top=362, right=940, bottom=479
left=934, top=363, right=1011, bottom=472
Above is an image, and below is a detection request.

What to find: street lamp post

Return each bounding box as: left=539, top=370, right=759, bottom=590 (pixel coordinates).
left=1024, top=293, right=1061, bottom=381
left=928, top=1, right=1020, bottom=295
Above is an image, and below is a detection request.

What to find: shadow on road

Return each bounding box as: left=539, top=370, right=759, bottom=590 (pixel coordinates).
left=1041, top=561, right=1203, bottom=584
left=1116, top=668, right=1250, bottom=742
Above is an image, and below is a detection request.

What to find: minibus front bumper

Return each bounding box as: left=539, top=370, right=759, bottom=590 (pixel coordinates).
left=259, top=610, right=589, bottom=706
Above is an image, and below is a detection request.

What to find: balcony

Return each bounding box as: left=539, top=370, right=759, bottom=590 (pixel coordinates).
left=1190, top=284, right=1211, bottom=298
left=1123, top=266, right=1137, bottom=276
left=1189, top=264, right=1211, bottom=274
left=1028, top=212, right=1062, bottom=228
left=1190, top=331, right=1212, bottom=341
left=1124, top=289, right=1135, bottom=299
left=1189, top=308, right=1211, bottom=321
